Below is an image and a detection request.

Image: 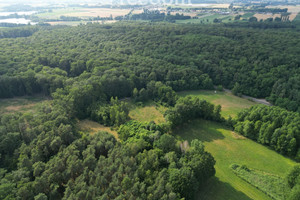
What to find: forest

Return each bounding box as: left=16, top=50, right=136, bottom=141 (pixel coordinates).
left=0, top=21, right=300, bottom=199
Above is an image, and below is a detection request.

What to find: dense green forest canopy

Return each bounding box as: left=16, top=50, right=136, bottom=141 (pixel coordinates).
left=0, top=22, right=300, bottom=112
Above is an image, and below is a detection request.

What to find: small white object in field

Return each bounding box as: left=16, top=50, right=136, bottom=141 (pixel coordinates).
left=215, top=91, right=217, bottom=94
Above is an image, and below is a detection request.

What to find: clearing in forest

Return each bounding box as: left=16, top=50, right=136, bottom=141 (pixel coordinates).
left=0, top=96, right=49, bottom=114
left=78, top=119, right=119, bottom=140
left=177, top=90, right=256, bottom=118
left=128, top=102, right=166, bottom=124
left=174, top=119, right=296, bottom=200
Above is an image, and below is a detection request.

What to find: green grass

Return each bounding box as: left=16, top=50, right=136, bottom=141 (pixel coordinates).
left=241, top=12, right=255, bottom=19
left=173, top=119, right=296, bottom=200
left=294, top=12, right=300, bottom=21
left=36, top=7, right=84, bottom=19
left=0, top=96, right=49, bottom=114
left=176, top=14, right=235, bottom=24
left=231, top=164, right=288, bottom=200
left=177, top=90, right=256, bottom=118
left=128, top=101, right=166, bottom=124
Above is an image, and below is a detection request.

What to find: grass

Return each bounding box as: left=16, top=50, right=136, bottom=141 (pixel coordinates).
left=177, top=90, right=256, bottom=118
left=173, top=119, right=296, bottom=200
left=0, top=95, right=49, bottom=114
left=36, top=7, right=131, bottom=20
left=78, top=119, right=119, bottom=140
left=294, top=12, right=300, bottom=21
left=241, top=12, right=255, bottom=19
left=176, top=14, right=235, bottom=24
left=128, top=101, right=166, bottom=124
left=231, top=164, right=287, bottom=200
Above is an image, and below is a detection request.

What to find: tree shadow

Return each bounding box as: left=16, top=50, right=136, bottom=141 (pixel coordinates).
left=173, top=119, right=226, bottom=142
left=195, top=177, right=252, bottom=200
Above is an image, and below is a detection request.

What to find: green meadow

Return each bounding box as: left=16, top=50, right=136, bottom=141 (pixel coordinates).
left=173, top=119, right=296, bottom=200
left=177, top=90, right=256, bottom=118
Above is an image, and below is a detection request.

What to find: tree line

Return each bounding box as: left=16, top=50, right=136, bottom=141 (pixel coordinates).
left=234, top=105, right=300, bottom=161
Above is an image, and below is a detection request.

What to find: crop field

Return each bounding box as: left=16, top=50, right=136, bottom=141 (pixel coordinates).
left=36, top=7, right=132, bottom=19
left=173, top=119, right=296, bottom=200
left=253, top=13, right=281, bottom=21
left=177, top=90, right=256, bottom=118
left=0, top=96, right=49, bottom=114
left=266, top=5, right=300, bottom=21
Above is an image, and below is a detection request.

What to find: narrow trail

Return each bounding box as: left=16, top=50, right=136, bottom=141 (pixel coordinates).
left=223, top=89, right=272, bottom=106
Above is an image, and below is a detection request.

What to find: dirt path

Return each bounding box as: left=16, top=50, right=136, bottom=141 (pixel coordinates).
left=223, top=89, right=272, bottom=106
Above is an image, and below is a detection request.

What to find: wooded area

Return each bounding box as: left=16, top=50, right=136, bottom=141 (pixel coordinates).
left=0, top=22, right=300, bottom=199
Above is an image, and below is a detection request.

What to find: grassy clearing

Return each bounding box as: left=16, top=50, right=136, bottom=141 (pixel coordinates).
left=128, top=101, right=166, bottom=124
left=177, top=90, right=256, bottom=118
left=0, top=96, right=49, bottom=114
left=176, top=14, right=235, bottom=24
left=173, top=119, right=296, bottom=200
left=231, top=164, right=287, bottom=200
left=78, top=119, right=119, bottom=140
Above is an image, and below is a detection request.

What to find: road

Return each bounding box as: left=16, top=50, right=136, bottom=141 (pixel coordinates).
left=223, top=89, right=272, bottom=106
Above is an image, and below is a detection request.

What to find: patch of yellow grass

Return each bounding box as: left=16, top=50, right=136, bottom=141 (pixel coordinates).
left=78, top=119, right=119, bottom=140
left=129, top=105, right=166, bottom=124
left=254, top=13, right=281, bottom=21
left=0, top=96, right=49, bottom=114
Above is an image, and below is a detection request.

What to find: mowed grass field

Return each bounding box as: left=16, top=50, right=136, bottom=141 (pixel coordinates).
left=177, top=90, right=256, bottom=118
left=128, top=101, right=166, bottom=124
left=173, top=119, right=296, bottom=200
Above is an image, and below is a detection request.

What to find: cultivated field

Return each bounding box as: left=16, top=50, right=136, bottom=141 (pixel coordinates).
left=253, top=13, right=281, bottom=21
left=267, top=5, right=300, bottom=21
left=36, top=7, right=132, bottom=19
left=174, top=119, right=296, bottom=200
left=177, top=90, right=256, bottom=118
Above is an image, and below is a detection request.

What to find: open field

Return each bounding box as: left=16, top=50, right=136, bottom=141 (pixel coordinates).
left=128, top=102, right=166, bottom=124
left=78, top=119, right=119, bottom=139
left=177, top=90, right=256, bottom=118
left=176, top=13, right=235, bottom=24
left=0, top=96, right=49, bottom=114
left=173, top=119, right=296, bottom=200
left=253, top=13, right=281, bottom=21
left=267, top=5, right=300, bottom=21
left=36, top=7, right=132, bottom=19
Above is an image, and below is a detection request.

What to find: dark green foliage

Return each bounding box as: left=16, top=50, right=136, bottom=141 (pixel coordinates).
left=165, top=96, right=224, bottom=128
left=90, top=97, right=129, bottom=126
left=234, top=105, right=300, bottom=159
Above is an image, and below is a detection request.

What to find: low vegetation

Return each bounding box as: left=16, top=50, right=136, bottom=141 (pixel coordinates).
left=231, top=164, right=287, bottom=200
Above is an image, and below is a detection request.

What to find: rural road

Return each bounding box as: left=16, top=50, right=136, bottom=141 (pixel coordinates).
left=223, top=89, right=272, bottom=106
